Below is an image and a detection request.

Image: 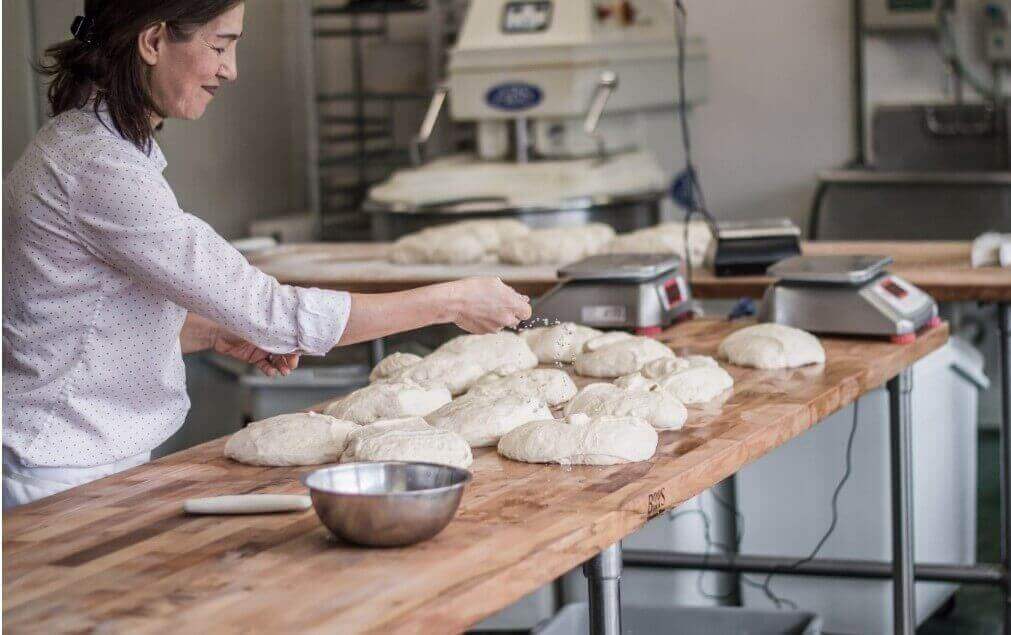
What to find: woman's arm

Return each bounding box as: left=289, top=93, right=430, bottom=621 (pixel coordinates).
left=339, top=277, right=531, bottom=345
left=179, top=313, right=218, bottom=353
left=180, top=312, right=299, bottom=376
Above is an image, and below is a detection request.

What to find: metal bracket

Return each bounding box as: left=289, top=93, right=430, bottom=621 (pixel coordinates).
left=410, top=82, right=449, bottom=166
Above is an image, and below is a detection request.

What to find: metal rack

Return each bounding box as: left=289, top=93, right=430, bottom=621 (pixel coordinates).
left=303, top=0, right=467, bottom=241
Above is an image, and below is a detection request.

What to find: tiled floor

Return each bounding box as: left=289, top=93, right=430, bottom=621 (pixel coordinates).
left=919, top=431, right=1002, bottom=635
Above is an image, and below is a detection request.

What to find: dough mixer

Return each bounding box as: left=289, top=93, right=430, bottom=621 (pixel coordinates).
left=365, top=0, right=708, bottom=240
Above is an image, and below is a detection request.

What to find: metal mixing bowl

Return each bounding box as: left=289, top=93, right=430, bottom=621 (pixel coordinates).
left=302, top=462, right=472, bottom=547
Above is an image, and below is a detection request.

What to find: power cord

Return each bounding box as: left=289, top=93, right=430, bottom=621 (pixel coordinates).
left=666, top=400, right=861, bottom=610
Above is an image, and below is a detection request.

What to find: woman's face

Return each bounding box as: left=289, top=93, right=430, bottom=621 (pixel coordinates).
left=143, top=3, right=245, bottom=121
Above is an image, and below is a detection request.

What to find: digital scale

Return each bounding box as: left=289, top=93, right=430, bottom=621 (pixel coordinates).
left=531, top=254, right=695, bottom=334
left=711, top=217, right=802, bottom=277
left=759, top=255, right=940, bottom=343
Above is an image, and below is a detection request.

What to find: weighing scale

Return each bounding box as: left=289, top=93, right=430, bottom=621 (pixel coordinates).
left=711, top=217, right=802, bottom=277
left=759, top=254, right=940, bottom=342
left=531, top=254, right=695, bottom=334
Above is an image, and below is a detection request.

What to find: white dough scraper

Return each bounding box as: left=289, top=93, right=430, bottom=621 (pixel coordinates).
left=183, top=494, right=312, bottom=515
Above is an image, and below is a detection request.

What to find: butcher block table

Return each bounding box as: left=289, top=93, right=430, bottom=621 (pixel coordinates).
left=3, top=320, right=947, bottom=634
left=247, top=240, right=1010, bottom=302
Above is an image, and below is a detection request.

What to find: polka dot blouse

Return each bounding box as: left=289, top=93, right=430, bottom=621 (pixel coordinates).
left=3, top=108, right=351, bottom=468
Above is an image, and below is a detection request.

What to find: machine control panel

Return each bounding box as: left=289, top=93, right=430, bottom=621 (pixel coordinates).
left=502, top=1, right=553, bottom=33
left=867, top=275, right=930, bottom=316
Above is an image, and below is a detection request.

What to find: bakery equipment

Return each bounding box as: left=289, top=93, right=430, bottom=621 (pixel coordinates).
left=711, top=217, right=802, bottom=277
left=532, top=254, right=694, bottom=334
left=365, top=0, right=708, bottom=240
left=303, top=462, right=471, bottom=547
left=759, top=255, right=940, bottom=342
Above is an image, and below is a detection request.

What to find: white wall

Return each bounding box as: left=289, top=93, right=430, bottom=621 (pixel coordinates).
left=4, top=0, right=306, bottom=239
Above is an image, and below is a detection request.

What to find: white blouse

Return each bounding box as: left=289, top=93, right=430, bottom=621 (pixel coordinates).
left=3, top=108, right=351, bottom=468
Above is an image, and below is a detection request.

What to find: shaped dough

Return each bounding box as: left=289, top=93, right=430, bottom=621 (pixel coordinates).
left=382, top=351, right=487, bottom=396
left=564, top=383, right=687, bottom=430
left=434, top=332, right=538, bottom=376
left=574, top=336, right=675, bottom=378
left=498, top=223, right=616, bottom=265
left=347, top=428, right=473, bottom=469
left=323, top=381, right=452, bottom=424
left=657, top=366, right=734, bottom=404
left=388, top=219, right=530, bottom=265
left=342, top=416, right=433, bottom=462
left=497, top=414, right=658, bottom=465
left=467, top=368, right=578, bottom=407
left=224, top=412, right=359, bottom=467
left=519, top=322, right=603, bottom=364
left=369, top=352, right=423, bottom=382
left=583, top=331, right=635, bottom=352
left=718, top=323, right=825, bottom=369
left=604, top=221, right=713, bottom=268
left=426, top=394, right=553, bottom=448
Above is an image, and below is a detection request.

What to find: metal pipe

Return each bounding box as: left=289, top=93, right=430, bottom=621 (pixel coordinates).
left=584, top=542, right=622, bottom=635
left=514, top=118, right=530, bottom=164
left=888, top=368, right=915, bottom=635
left=369, top=337, right=386, bottom=369
left=999, top=303, right=1011, bottom=635
left=622, top=550, right=1006, bottom=585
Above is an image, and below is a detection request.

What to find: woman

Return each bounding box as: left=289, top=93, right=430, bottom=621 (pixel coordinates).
left=2, top=0, right=531, bottom=507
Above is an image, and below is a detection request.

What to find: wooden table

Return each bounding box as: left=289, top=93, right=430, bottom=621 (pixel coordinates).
left=247, top=240, right=1011, bottom=302
left=3, top=321, right=948, bottom=634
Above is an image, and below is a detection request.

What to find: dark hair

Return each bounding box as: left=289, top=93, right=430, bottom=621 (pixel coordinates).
left=38, top=0, right=242, bottom=152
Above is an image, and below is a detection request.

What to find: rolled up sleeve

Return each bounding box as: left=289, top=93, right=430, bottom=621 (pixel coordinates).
left=72, top=151, right=350, bottom=355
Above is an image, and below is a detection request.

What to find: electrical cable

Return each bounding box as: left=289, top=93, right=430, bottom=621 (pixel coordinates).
left=671, top=0, right=719, bottom=294
left=666, top=399, right=861, bottom=610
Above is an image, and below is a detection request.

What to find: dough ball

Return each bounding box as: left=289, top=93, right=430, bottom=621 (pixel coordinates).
left=434, top=332, right=538, bottom=376
left=382, top=351, right=486, bottom=396
left=467, top=368, right=578, bottom=407
left=583, top=331, right=635, bottom=352
left=224, top=412, right=359, bottom=467
left=574, top=336, right=675, bottom=378
left=369, top=352, right=423, bottom=382
left=656, top=366, right=735, bottom=404
left=564, top=383, right=687, bottom=430
left=497, top=414, right=658, bottom=465
left=323, top=381, right=452, bottom=424
left=640, top=355, right=718, bottom=379
left=604, top=221, right=713, bottom=268
left=388, top=219, right=530, bottom=265
left=426, top=393, right=553, bottom=448
left=519, top=322, right=603, bottom=364
left=347, top=428, right=473, bottom=470
left=718, top=323, right=825, bottom=369
left=342, top=416, right=433, bottom=462
left=498, top=223, right=616, bottom=265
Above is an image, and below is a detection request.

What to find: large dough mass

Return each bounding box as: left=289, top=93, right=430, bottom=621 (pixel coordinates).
left=426, top=393, right=552, bottom=448
left=324, top=381, right=452, bottom=424
left=346, top=428, right=473, bottom=469
left=497, top=414, right=658, bottom=465
left=498, top=223, right=615, bottom=265
left=564, top=383, right=687, bottom=430
left=574, top=336, right=675, bottom=378
left=433, top=332, right=538, bottom=376
left=718, top=323, right=825, bottom=369
left=224, top=412, right=359, bottom=466
left=519, top=322, right=603, bottom=364
left=341, top=416, right=433, bottom=462
left=467, top=368, right=578, bottom=407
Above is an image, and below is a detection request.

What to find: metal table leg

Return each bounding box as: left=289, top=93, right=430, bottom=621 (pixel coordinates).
left=369, top=337, right=386, bottom=368
left=888, top=368, right=916, bottom=635
left=584, top=541, right=623, bottom=635
left=998, top=303, right=1011, bottom=635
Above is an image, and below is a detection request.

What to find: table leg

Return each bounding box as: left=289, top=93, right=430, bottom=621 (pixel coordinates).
left=888, top=368, right=915, bottom=635
left=369, top=337, right=386, bottom=368
left=584, top=541, right=623, bottom=635
left=998, top=303, right=1011, bottom=635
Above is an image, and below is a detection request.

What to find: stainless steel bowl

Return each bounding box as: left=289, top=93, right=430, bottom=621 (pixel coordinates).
left=302, top=462, right=472, bottom=547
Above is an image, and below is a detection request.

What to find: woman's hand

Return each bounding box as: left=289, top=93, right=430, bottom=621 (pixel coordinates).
left=213, top=329, right=300, bottom=378
left=445, top=277, right=532, bottom=334
left=181, top=313, right=298, bottom=377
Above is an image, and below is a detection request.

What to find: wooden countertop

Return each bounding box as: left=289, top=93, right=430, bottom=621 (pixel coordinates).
left=3, top=320, right=949, bottom=633
left=248, top=240, right=1011, bottom=303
